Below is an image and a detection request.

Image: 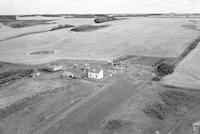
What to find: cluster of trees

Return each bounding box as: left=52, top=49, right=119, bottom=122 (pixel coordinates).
left=94, top=15, right=116, bottom=23
left=157, top=63, right=174, bottom=76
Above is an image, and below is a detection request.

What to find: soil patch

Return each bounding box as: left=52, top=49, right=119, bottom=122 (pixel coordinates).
left=50, top=24, right=74, bottom=31
left=182, top=24, right=200, bottom=31
left=71, top=25, right=109, bottom=32
left=30, top=50, right=55, bottom=55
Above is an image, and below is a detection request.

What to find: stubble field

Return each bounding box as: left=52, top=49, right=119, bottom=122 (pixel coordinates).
left=0, top=17, right=200, bottom=64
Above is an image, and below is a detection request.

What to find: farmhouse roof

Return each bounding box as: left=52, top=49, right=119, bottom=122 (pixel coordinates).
left=193, top=121, right=200, bottom=126
left=88, top=68, right=103, bottom=73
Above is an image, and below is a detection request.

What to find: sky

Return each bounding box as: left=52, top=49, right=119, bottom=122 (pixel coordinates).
left=0, top=0, right=200, bottom=15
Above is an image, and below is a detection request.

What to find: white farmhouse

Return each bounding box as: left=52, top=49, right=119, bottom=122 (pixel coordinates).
left=88, top=68, right=103, bottom=79
left=193, top=121, right=200, bottom=134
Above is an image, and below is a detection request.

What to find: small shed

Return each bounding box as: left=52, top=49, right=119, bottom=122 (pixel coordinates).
left=29, top=70, right=40, bottom=78
left=88, top=68, right=103, bottom=79
left=61, top=71, right=74, bottom=78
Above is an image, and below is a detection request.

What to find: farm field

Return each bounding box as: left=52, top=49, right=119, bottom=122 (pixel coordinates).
left=90, top=64, right=200, bottom=134
left=0, top=16, right=200, bottom=134
left=0, top=17, right=200, bottom=64
left=91, top=82, right=200, bottom=134
left=0, top=60, right=110, bottom=134
left=162, top=43, right=200, bottom=89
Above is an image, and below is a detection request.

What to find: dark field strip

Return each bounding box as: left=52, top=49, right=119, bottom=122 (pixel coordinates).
left=0, top=30, right=49, bottom=42
left=178, top=37, right=200, bottom=60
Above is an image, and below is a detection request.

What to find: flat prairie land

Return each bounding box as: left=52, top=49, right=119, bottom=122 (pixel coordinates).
left=0, top=17, right=200, bottom=64
left=1, top=16, right=200, bottom=134
left=0, top=62, right=98, bottom=134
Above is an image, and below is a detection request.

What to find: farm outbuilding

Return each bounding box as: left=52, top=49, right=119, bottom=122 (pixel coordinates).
left=30, top=71, right=41, bottom=78
left=61, top=71, right=74, bottom=78
left=88, top=68, right=103, bottom=79
left=44, top=65, right=63, bottom=72
left=193, top=121, right=200, bottom=134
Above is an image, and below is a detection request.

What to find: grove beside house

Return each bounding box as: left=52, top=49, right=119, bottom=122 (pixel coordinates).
left=88, top=68, right=103, bottom=79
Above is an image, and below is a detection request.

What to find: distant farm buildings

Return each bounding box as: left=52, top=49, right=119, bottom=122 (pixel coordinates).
left=44, top=65, right=63, bottom=72
left=94, top=15, right=116, bottom=23
left=193, top=121, right=200, bottom=134
left=88, top=68, right=104, bottom=79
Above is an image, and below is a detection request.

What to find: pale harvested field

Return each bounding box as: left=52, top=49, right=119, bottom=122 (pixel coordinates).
left=0, top=17, right=94, bottom=42
left=162, top=43, right=200, bottom=89
left=0, top=17, right=200, bottom=64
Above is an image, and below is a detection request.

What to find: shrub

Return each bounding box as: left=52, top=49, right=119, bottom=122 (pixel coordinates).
left=157, top=63, right=174, bottom=76
left=152, top=77, right=160, bottom=81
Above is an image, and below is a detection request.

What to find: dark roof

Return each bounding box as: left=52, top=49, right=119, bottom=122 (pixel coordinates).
left=88, top=68, right=103, bottom=73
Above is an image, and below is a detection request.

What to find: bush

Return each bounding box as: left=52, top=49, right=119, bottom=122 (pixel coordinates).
left=152, top=77, right=160, bottom=81
left=157, top=63, right=174, bottom=76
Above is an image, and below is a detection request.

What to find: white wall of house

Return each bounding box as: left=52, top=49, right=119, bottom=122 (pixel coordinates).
left=88, top=70, right=103, bottom=79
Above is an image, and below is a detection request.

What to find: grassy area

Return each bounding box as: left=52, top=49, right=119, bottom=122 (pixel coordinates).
left=0, top=69, right=34, bottom=86
left=71, top=25, right=109, bottom=32
left=0, top=20, right=53, bottom=28
left=0, top=94, right=39, bottom=119
left=143, top=90, right=200, bottom=120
